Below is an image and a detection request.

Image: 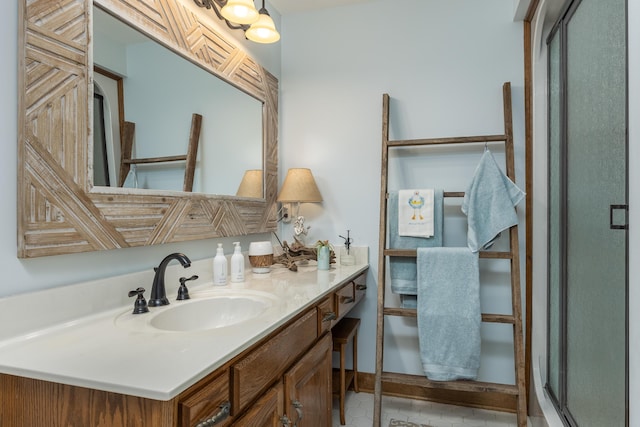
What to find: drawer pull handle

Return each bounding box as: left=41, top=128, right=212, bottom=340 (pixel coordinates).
left=292, top=400, right=303, bottom=426
left=340, top=296, right=354, bottom=304
left=322, top=311, right=337, bottom=322
left=196, top=401, right=230, bottom=427
left=356, top=284, right=367, bottom=291
left=281, top=415, right=292, bottom=426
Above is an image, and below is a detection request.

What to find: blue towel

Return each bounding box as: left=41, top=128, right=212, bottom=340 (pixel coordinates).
left=461, top=150, right=524, bottom=252
left=417, top=247, right=480, bottom=381
left=388, top=190, right=443, bottom=297
left=399, top=294, right=417, bottom=309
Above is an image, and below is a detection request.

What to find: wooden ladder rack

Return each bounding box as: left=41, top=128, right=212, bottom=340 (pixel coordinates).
left=373, top=82, right=526, bottom=427
left=118, top=113, right=202, bottom=192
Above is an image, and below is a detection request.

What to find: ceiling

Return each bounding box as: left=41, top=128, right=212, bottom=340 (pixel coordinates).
left=267, top=0, right=375, bottom=15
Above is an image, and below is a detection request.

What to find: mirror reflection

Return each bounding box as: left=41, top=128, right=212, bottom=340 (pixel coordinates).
left=93, top=6, right=263, bottom=196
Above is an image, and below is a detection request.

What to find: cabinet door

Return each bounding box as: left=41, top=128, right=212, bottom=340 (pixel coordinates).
left=232, top=382, right=283, bottom=427
left=283, top=333, right=332, bottom=427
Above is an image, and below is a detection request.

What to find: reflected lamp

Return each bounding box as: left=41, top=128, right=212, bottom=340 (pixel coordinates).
left=236, top=169, right=263, bottom=198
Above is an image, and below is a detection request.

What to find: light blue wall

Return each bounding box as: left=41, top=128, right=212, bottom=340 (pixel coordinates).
left=279, top=0, right=525, bottom=384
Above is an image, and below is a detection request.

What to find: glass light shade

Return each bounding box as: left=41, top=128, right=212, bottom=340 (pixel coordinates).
left=245, top=12, right=280, bottom=44
left=277, top=168, right=322, bottom=203
left=220, top=0, right=259, bottom=25
left=236, top=169, right=263, bottom=198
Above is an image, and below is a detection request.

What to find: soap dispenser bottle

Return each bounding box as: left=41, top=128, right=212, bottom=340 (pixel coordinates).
left=339, top=230, right=355, bottom=266
left=213, top=243, right=227, bottom=285
left=230, top=242, right=245, bottom=283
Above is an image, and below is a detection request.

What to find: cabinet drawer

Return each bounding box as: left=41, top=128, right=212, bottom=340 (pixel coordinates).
left=179, top=370, right=231, bottom=427
left=232, top=308, right=318, bottom=412
left=335, top=282, right=356, bottom=321
left=317, top=296, right=336, bottom=335
left=354, top=272, right=367, bottom=305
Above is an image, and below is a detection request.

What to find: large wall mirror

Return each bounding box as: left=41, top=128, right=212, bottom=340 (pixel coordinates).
left=93, top=7, right=263, bottom=194
left=17, top=0, right=278, bottom=258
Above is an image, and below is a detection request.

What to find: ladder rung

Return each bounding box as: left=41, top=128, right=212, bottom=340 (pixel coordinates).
left=380, top=371, right=519, bottom=395
left=482, top=313, right=516, bottom=324
left=386, top=191, right=464, bottom=198
left=383, top=307, right=515, bottom=324
left=124, top=154, right=188, bottom=164
left=384, top=249, right=512, bottom=259
left=387, top=134, right=507, bottom=147
left=444, top=191, right=465, bottom=197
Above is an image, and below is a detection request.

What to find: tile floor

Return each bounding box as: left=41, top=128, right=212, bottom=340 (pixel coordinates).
left=332, top=391, right=520, bottom=427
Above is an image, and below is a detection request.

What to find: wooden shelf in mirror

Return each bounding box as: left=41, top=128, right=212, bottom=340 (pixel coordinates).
left=17, top=0, right=278, bottom=258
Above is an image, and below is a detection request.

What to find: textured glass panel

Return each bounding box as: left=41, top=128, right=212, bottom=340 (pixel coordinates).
left=565, top=0, right=627, bottom=425
left=547, top=32, right=561, bottom=399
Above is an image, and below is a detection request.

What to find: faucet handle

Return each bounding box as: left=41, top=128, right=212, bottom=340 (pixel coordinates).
left=128, top=287, right=149, bottom=314
left=177, top=275, right=199, bottom=300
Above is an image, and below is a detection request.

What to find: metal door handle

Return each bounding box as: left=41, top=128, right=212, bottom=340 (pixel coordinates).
left=609, top=204, right=628, bottom=230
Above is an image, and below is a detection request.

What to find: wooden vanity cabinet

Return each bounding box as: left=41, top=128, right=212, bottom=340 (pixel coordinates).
left=0, top=270, right=367, bottom=427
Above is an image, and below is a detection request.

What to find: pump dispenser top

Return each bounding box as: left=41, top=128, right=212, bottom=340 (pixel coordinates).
left=213, top=243, right=227, bottom=285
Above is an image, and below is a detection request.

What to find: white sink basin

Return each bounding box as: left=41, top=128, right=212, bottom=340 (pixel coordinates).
left=116, top=290, right=277, bottom=333
left=150, top=295, right=271, bottom=332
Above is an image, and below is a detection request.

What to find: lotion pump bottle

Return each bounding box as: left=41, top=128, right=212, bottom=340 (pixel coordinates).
left=213, top=243, right=227, bottom=285
left=230, top=242, right=245, bottom=283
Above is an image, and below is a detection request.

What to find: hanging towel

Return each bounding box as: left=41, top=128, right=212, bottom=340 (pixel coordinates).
left=461, top=150, right=524, bottom=252
left=388, top=190, right=443, bottom=297
left=399, top=294, right=417, bottom=309
left=417, top=247, right=481, bottom=381
left=398, top=189, right=435, bottom=237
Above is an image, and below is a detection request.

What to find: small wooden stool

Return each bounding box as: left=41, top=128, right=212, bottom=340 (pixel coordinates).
left=332, top=317, right=360, bottom=425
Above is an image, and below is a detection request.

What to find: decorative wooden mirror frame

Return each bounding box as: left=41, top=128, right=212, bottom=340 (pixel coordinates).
left=17, top=0, right=278, bottom=258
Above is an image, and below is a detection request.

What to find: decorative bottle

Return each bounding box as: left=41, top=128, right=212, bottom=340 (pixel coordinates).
left=213, top=243, right=227, bottom=285
left=230, top=242, right=245, bottom=283
left=317, top=243, right=330, bottom=271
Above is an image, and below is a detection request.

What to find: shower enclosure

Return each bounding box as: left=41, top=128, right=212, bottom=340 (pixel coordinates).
left=546, top=0, right=628, bottom=425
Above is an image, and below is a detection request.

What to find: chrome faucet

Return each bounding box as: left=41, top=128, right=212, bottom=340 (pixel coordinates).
left=148, top=253, right=192, bottom=306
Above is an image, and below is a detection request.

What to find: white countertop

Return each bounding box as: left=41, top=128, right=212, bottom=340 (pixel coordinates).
left=0, top=259, right=368, bottom=401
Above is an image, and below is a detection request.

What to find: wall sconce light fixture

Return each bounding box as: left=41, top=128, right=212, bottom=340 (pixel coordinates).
left=193, top=0, right=280, bottom=44
left=277, top=167, right=323, bottom=240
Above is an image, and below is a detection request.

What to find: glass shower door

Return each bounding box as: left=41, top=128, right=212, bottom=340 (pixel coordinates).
left=564, top=0, right=627, bottom=425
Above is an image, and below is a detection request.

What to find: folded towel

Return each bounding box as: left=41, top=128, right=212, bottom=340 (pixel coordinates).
left=417, top=247, right=480, bottom=381
left=398, top=189, right=434, bottom=237
left=461, top=150, right=524, bottom=252
left=388, top=190, right=443, bottom=296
